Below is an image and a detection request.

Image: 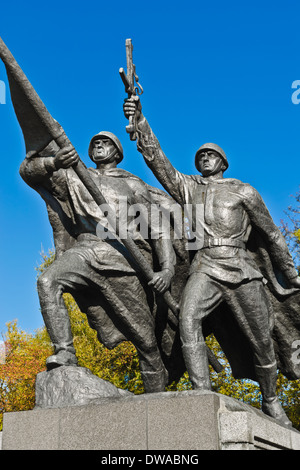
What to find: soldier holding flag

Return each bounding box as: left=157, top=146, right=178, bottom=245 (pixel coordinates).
left=0, top=36, right=187, bottom=393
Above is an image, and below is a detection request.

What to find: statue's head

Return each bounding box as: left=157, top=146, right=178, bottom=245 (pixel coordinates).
left=195, top=143, right=228, bottom=176
left=88, top=131, right=123, bottom=165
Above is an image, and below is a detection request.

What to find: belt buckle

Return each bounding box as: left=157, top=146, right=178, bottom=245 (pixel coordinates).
left=208, top=238, right=221, bottom=247
left=214, top=238, right=222, bottom=247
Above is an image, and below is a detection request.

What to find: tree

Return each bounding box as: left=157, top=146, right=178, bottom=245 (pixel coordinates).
left=0, top=321, right=52, bottom=430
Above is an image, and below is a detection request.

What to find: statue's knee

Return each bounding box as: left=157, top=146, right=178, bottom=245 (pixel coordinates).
left=37, top=271, right=56, bottom=295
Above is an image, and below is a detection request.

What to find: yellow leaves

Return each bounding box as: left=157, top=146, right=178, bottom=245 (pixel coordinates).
left=0, top=320, right=53, bottom=430
left=206, top=334, right=261, bottom=408
left=294, top=229, right=300, bottom=242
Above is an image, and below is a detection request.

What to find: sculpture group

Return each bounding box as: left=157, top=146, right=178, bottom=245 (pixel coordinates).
left=1, top=37, right=300, bottom=428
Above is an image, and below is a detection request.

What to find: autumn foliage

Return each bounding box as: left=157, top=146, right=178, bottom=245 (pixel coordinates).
left=0, top=321, right=52, bottom=430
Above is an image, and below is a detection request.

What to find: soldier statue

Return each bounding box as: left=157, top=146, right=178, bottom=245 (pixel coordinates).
left=123, top=96, right=300, bottom=427
left=19, top=131, right=183, bottom=393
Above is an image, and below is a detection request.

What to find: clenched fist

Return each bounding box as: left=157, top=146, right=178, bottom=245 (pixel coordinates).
left=148, top=269, right=173, bottom=294
left=123, top=96, right=142, bottom=121
left=54, top=146, right=80, bottom=169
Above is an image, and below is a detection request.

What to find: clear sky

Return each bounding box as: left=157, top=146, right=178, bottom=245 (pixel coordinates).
left=0, top=0, right=300, bottom=335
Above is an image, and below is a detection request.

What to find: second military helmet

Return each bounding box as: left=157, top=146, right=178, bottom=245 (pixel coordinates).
left=195, top=143, right=228, bottom=172
left=88, top=131, right=124, bottom=163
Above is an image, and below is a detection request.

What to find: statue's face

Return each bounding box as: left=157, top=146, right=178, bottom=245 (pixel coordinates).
left=92, top=138, right=116, bottom=162
left=197, top=150, right=224, bottom=176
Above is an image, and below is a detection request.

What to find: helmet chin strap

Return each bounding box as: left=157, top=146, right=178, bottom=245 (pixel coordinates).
left=202, top=158, right=225, bottom=177
left=212, top=158, right=225, bottom=175
left=92, top=147, right=118, bottom=164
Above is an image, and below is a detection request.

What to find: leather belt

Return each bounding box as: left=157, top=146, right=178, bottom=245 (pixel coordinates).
left=202, top=238, right=246, bottom=249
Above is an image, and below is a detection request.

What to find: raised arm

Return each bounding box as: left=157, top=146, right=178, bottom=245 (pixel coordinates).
left=123, top=97, right=192, bottom=207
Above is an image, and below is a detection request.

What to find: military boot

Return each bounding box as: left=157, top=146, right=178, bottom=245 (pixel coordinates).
left=141, top=368, right=168, bottom=393
left=182, top=341, right=212, bottom=390
left=255, top=363, right=292, bottom=428
left=41, top=306, right=77, bottom=370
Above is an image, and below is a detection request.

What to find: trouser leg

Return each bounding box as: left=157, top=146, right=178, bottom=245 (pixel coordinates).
left=111, top=275, right=168, bottom=393
left=225, top=281, right=292, bottom=427
left=38, top=281, right=75, bottom=357
left=179, top=273, right=223, bottom=390
left=225, top=280, right=276, bottom=367
left=37, top=253, right=92, bottom=369
left=83, top=271, right=168, bottom=393
left=138, top=347, right=168, bottom=393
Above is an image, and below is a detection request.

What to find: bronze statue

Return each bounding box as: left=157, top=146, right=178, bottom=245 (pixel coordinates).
left=20, top=132, right=181, bottom=392
left=0, top=37, right=189, bottom=393
left=2, top=31, right=300, bottom=429
left=123, top=94, right=300, bottom=426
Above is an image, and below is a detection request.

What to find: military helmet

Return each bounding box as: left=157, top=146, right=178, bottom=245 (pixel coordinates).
left=88, top=131, right=124, bottom=163
left=195, top=143, right=228, bottom=172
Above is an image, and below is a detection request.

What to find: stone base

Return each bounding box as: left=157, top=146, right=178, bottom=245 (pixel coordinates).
left=35, top=366, right=132, bottom=408
left=2, top=390, right=300, bottom=450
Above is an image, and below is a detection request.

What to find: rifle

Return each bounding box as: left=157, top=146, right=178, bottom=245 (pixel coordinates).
left=119, top=39, right=224, bottom=374
left=119, top=38, right=143, bottom=141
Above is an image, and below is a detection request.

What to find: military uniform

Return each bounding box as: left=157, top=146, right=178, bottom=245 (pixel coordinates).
left=20, top=133, right=177, bottom=393
left=133, top=114, right=299, bottom=425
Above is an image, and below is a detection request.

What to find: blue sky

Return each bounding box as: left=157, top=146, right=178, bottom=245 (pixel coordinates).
left=0, top=0, right=300, bottom=335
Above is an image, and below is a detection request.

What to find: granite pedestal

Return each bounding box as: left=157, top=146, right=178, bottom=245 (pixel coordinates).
left=2, top=389, right=300, bottom=450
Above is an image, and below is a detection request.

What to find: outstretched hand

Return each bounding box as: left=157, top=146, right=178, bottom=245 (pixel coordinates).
left=54, top=146, right=80, bottom=169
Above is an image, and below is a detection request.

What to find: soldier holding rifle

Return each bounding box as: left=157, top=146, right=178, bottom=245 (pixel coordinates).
left=122, top=49, right=300, bottom=426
